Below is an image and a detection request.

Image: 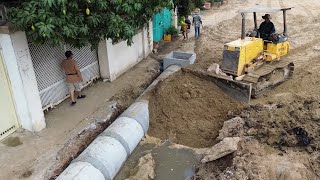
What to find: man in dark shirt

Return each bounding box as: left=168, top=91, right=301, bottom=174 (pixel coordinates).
left=258, top=14, right=275, bottom=40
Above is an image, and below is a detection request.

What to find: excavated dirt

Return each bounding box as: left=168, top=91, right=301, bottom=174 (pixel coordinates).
left=145, top=0, right=320, bottom=179
left=193, top=138, right=320, bottom=180
left=242, top=99, right=320, bottom=150
left=148, top=70, right=245, bottom=148
left=192, top=96, right=320, bottom=179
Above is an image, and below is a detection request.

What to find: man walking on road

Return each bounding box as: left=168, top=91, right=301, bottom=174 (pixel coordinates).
left=62, top=51, right=86, bottom=106
left=193, top=9, right=203, bottom=39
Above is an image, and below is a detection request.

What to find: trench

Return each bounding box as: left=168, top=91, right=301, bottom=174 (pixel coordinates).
left=114, top=68, right=245, bottom=179
left=115, top=142, right=198, bottom=180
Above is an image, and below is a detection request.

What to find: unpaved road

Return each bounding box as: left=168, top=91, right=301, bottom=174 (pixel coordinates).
left=145, top=0, right=320, bottom=179
left=197, top=0, right=320, bottom=101
left=150, top=0, right=320, bottom=149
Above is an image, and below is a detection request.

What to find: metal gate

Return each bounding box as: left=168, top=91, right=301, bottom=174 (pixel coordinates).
left=28, top=43, right=100, bottom=110
left=153, top=8, right=172, bottom=42
left=0, top=48, right=19, bottom=141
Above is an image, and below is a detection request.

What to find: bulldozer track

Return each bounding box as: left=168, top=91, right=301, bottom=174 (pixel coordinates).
left=243, top=58, right=293, bottom=83
left=242, top=58, right=294, bottom=98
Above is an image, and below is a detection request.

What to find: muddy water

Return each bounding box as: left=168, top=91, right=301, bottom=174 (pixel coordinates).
left=115, top=141, right=198, bottom=180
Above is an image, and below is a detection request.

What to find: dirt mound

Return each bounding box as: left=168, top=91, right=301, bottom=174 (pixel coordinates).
left=216, top=96, right=320, bottom=151
left=194, top=139, right=320, bottom=180
left=193, top=96, right=320, bottom=179
left=242, top=98, right=320, bottom=151
left=148, top=70, right=245, bottom=148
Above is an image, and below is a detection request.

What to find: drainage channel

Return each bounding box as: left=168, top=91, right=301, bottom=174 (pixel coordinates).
left=56, top=52, right=197, bottom=179
left=56, top=65, right=183, bottom=180
left=115, top=141, right=198, bottom=180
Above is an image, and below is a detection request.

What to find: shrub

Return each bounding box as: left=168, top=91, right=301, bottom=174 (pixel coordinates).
left=166, top=26, right=179, bottom=35
left=178, top=16, right=185, bottom=26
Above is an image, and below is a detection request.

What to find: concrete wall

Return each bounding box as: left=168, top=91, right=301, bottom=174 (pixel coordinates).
left=97, top=40, right=110, bottom=80
left=143, top=22, right=154, bottom=58
left=171, top=8, right=178, bottom=28
left=98, top=22, right=153, bottom=82
left=0, top=31, right=46, bottom=132
left=107, top=32, right=143, bottom=81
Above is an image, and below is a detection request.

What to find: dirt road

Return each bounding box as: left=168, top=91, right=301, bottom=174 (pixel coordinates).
left=146, top=0, right=320, bottom=179
left=197, top=0, right=320, bottom=101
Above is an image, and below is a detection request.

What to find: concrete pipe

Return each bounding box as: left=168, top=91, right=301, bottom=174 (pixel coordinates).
left=101, top=117, right=145, bottom=154
left=57, top=65, right=181, bottom=180
left=56, top=162, right=105, bottom=180
left=71, top=136, right=127, bottom=180
left=120, top=101, right=149, bottom=134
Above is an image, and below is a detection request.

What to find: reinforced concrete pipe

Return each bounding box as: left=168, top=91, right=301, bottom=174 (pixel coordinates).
left=57, top=65, right=181, bottom=180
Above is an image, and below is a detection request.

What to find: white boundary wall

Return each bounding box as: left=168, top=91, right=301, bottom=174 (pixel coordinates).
left=98, top=22, right=153, bottom=82
left=0, top=21, right=153, bottom=133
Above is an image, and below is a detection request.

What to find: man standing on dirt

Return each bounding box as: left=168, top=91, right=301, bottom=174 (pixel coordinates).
left=62, top=51, right=86, bottom=106
left=258, top=14, right=276, bottom=40
left=192, top=9, right=203, bottom=40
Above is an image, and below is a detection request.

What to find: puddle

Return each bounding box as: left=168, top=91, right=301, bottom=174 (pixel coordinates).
left=20, top=169, right=33, bottom=178
left=2, top=137, right=23, bottom=147
left=115, top=141, right=198, bottom=180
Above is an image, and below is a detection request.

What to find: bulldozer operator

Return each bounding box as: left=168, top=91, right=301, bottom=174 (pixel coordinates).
left=258, top=14, right=276, bottom=40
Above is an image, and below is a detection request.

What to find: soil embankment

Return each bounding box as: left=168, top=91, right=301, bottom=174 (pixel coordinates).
left=149, top=71, right=245, bottom=148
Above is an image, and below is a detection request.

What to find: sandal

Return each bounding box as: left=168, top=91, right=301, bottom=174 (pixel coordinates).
left=77, top=95, right=86, bottom=99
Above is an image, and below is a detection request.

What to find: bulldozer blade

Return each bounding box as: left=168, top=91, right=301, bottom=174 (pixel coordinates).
left=184, top=68, right=252, bottom=103
left=213, top=77, right=252, bottom=103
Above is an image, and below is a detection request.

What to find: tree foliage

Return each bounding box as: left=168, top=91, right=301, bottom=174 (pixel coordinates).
left=193, top=0, right=205, bottom=8
left=8, top=0, right=173, bottom=48
left=174, top=0, right=193, bottom=18
left=174, top=0, right=206, bottom=19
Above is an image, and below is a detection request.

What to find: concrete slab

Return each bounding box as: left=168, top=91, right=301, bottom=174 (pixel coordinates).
left=163, top=51, right=196, bottom=70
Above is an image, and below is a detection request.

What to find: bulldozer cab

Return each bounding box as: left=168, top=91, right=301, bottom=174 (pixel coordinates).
left=239, top=4, right=292, bottom=43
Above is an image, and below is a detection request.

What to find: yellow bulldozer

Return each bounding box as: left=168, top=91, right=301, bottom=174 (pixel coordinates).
left=210, top=5, right=294, bottom=102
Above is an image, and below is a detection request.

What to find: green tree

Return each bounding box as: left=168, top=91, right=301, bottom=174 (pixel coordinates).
left=174, top=0, right=193, bottom=18
left=7, top=0, right=173, bottom=48
left=193, top=0, right=205, bottom=8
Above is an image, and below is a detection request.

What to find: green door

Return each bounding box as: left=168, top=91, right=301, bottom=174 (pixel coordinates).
left=152, top=8, right=172, bottom=42
left=162, top=8, right=171, bottom=30
left=152, top=13, right=163, bottom=42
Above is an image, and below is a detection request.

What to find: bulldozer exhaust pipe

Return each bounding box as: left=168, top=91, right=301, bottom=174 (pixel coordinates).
left=241, top=13, right=246, bottom=40
left=253, top=12, right=258, bottom=30
left=283, top=10, right=287, bottom=36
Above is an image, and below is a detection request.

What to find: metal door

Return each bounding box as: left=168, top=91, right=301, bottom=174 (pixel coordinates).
left=162, top=8, right=172, bottom=30
left=28, top=43, right=100, bottom=110
left=152, top=8, right=172, bottom=42
left=0, top=49, right=19, bottom=141
left=152, top=13, right=164, bottom=42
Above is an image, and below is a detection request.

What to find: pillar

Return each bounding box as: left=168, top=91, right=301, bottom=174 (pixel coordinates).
left=0, top=30, right=46, bottom=132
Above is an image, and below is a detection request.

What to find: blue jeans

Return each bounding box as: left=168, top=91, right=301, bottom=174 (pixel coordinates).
left=195, top=26, right=200, bottom=39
